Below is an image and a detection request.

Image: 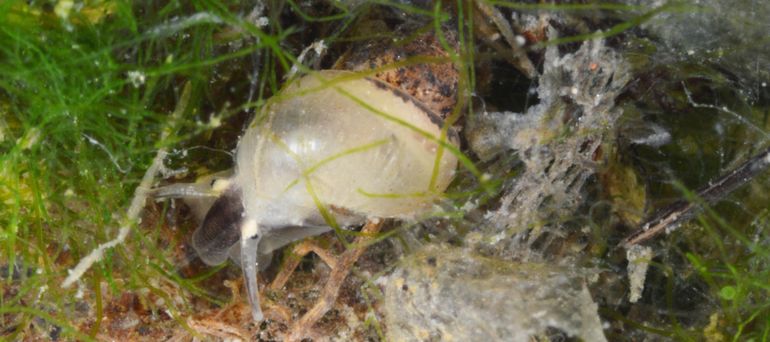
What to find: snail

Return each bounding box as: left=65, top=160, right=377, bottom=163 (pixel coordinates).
left=155, top=25, right=460, bottom=321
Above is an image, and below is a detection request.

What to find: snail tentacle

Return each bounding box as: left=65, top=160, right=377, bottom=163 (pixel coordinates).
left=240, top=218, right=263, bottom=321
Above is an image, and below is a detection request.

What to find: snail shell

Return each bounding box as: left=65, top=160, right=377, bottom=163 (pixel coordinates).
left=191, top=69, right=459, bottom=320
left=237, top=70, right=458, bottom=225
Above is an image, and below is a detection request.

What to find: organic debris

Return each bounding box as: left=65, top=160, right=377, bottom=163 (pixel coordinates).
left=470, top=34, right=631, bottom=260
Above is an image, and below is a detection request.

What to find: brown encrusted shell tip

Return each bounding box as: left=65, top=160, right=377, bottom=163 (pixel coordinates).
left=334, top=24, right=460, bottom=120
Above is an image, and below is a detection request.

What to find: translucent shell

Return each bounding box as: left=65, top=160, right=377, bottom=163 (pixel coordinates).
left=235, top=70, right=458, bottom=229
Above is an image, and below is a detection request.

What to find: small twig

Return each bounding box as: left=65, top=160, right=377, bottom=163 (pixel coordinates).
left=269, top=239, right=338, bottom=291
left=62, top=82, right=192, bottom=288
left=287, top=219, right=384, bottom=341
left=620, top=145, right=770, bottom=248
left=185, top=317, right=248, bottom=341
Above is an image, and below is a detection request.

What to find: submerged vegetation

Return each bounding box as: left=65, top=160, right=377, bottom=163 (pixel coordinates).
left=0, top=0, right=768, bottom=340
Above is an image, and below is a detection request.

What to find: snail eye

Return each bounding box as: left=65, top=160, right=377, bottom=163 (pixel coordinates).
left=192, top=188, right=243, bottom=266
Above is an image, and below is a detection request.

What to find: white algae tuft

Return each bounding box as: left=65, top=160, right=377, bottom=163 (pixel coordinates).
left=382, top=245, right=607, bottom=342
left=468, top=35, right=630, bottom=258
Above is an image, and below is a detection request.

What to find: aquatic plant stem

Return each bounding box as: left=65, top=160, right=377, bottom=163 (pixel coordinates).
left=620, top=145, right=770, bottom=248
